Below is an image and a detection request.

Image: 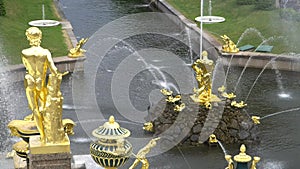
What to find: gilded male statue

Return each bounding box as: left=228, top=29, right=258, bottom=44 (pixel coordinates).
left=22, top=27, right=59, bottom=144
left=129, top=137, right=160, bottom=169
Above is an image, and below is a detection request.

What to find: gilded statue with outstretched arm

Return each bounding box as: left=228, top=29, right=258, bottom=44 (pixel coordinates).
left=129, top=137, right=160, bottom=169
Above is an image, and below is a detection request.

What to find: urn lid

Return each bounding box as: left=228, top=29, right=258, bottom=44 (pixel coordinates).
left=92, top=116, right=131, bottom=139
left=234, top=144, right=252, bottom=163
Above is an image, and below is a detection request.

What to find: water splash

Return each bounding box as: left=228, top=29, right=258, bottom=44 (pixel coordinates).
left=208, top=0, right=212, bottom=16
left=224, top=28, right=266, bottom=86
left=42, top=4, right=45, bottom=20
left=254, top=36, right=285, bottom=52
left=185, top=27, right=193, bottom=65
left=271, top=60, right=286, bottom=94
left=217, top=141, right=227, bottom=155
left=245, top=57, right=277, bottom=101
left=109, top=37, right=176, bottom=92
left=261, top=107, right=300, bottom=120
left=233, top=55, right=254, bottom=92
left=236, top=28, right=266, bottom=46
left=134, top=0, right=156, bottom=8
left=234, top=35, right=286, bottom=93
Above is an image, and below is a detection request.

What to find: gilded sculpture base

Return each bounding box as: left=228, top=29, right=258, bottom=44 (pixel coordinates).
left=29, top=135, right=70, bottom=155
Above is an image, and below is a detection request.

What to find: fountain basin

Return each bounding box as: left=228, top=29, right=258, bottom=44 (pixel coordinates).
left=195, top=16, right=225, bottom=24
left=28, top=20, right=60, bottom=27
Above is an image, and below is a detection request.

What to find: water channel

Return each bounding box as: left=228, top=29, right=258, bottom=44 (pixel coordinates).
left=1, top=0, right=300, bottom=168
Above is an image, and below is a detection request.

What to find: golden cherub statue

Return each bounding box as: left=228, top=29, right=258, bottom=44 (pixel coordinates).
left=221, top=35, right=239, bottom=53
left=129, top=137, right=160, bottom=169
left=68, top=38, right=88, bottom=58
left=21, top=27, right=72, bottom=145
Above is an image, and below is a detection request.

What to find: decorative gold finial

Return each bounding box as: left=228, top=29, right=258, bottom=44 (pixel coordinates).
left=234, top=144, right=252, bottom=163
left=109, top=116, right=115, bottom=124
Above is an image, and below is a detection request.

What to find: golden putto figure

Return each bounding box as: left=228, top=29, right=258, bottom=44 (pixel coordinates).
left=21, top=27, right=71, bottom=145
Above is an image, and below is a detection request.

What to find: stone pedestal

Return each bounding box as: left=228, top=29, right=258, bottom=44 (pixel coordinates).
left=29, top=152, right=71, bottom=169
left=28, top=135, right=71, bottom=169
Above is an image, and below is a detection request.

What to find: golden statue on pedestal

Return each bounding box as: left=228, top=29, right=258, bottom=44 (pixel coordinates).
left=21, top=27, right=71, bottom=145
left=68, top=38, right=88, bottom=58
left=129, top=137, right=160, bottom=169
left=8, top=27, right=74, bottom=158
left=191, top=51, right=220, bottom=109
left=221, top=35, right=239, bottom=53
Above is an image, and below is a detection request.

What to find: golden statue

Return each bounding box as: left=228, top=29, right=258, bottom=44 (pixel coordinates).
left=231, top=100, right=247, bottom=108
left=224, top=155, right=234, bottom=169
left=160, top=88, right=173, bottom=96
left=129, top=137, right=160, bottom=169
left=174, top=103, right=185, bottom=112
left=191, top=51, right=220, bottom=109
left=143, top=122, right=154, bottom=132
left=221, top=35, right=239, bottom=53
left=251, top=116, right=261, bottom=125
left=208, top=134, right=218, bottom=144
left=20, top=27, right=72, bottom=146
left=68, top=38, right=88, bottom=58
left=222, top=92, right=236, bottom=99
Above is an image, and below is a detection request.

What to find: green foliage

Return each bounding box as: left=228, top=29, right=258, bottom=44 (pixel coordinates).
left=237, top=0, right=254, bottom=5
left=0, top=0, right=68, bottom=64
left=254, top=0, right=275, bottom=10
left=166, top=0, right=300, bottom=54
left=0, top=0, right=6, bottom=16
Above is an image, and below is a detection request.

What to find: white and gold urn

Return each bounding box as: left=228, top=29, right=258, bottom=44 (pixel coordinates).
left=90, top=116, right=132, bottom=169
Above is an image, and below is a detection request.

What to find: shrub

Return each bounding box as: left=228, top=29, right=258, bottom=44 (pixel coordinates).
left=254, top=0, right=275, bottom=10
left=237, top=0, right=255, bottom=5
left=0, top=0, right=6, bottom=16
